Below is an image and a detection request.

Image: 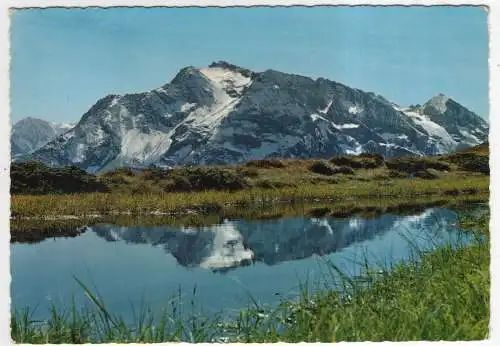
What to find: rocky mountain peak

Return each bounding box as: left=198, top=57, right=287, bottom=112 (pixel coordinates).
left=208, top=61, right=253, bottom=77
left=198, top=62, right=254, bottom=98
left=422, top=93, right=451, bottom=115
left=171, top=66, right=204, bottom=83
left=22, top=62, right=488, bottom=173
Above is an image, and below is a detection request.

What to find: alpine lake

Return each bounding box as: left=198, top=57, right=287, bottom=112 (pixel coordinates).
left=10, top=202, right=487, bottom=324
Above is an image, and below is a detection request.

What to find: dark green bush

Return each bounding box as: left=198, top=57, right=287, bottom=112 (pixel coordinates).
left=102, top=175, right=128, bottom=186
left=245, top=159, right=286, bottom=169
left=11, top=161, right=109, bottom=195
left=163, top=166, right=248, bottom=192
left=333, top=166, right=356, bottom=175
left=310, top=161, right=335, bottom=175
left=309, top=161, right=355, bottom=176
left=414, top=169, right=439, bottom=180
left=329, top=153, right=385, bottom=169
left=140, top=168, right=171, bottom=181
left=388, top=170, right=409, bottom=179
left=385, top=157, right=450, bottom=173
left=235, top=166, right=260, bottom=178
left=444, top=153, right=489, bottom=175
left=103, top=167, right=135, bottom=177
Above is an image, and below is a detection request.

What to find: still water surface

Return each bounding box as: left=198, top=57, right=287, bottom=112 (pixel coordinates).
left=11, top=207, right=474, bottom=320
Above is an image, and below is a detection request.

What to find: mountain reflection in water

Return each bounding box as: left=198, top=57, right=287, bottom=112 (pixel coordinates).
left=91, top=208, right=456, bottom=272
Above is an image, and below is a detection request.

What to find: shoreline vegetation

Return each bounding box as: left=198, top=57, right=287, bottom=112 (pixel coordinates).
left=11, top=211, right=489, bottom=343
left=11, top=144, right=489, bottom=221
left=10, top=194, right=487, bottom=243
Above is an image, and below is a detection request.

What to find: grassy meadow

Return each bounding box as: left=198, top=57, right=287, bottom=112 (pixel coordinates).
left=11, top=145, right=489, bottom=220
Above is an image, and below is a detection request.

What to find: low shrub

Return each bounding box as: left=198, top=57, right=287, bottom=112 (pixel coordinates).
left=11, top=161, right=109, bottom=195
left=161, top=172, right=192, bottom=192
left=330, top=153, right=385, bottom=169
left=245, top=159, right=286, bottom=169
left=163, top=166, right=248, bottom=192
left=414, top=169, right=439, bottom=180
left=333, top=166, right=356, bottom=175
left=385, top=157, right=450, bottom=173
left=101, top=175, right=129, bottom=186
left=309, top=161, right=355, bottom=176
left=310, top=160, right=336, bottom=175
left=141, top=168, right=171, bottom=181
left=103, top=167, right=135, bottom=177
left=235, top=166, right=260, bottom=178
left=130, top=182, right=154, bottom=194
left=388, top=170, right=408, bottom=179
left=444, top=153, right=489, bottom=175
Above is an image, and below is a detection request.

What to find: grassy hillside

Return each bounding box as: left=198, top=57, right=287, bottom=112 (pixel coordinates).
left=10, top=145, right=489, bottom=218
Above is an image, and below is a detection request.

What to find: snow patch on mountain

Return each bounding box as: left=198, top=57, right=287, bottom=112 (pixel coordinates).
left=348, top=105, right=363, bottom=115
left=311, top=113, right=359, bottom=130
left=319, top=100, right=333, bottom=114
left=52, top=123, right=74, bottom=133
left=310, top=113, right=328, bottom=122
left=119, top=129, right=172, bottom=163
left=403, top=110, right=455, bottom=143
left=332, top=122, right=360, bottom=130
left=187, top=97, right=239, bottom=133
left=109, top=96, right=121, bottom=108
left=458, top=127, right=482, bottom=146
left=339, top=143, right=363, bottom=155
left=73, top=143, right=86, bottom=164
left=180, top=102, right=197, bottom=113
left=200, top=66, right=253, bottom=94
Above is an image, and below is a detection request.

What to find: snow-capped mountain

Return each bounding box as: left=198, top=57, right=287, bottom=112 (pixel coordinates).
left=11, top=117, right=74, bottom=159
left=25, top=61, right=488, bottom=172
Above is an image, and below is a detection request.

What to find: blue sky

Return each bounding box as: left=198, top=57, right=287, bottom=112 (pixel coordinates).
left=10, top=6, right=488, bottom=124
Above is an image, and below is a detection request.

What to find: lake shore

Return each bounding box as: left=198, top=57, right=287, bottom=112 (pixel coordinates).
left=10, top=191, right=487, bottom=243
left=11, top=173, right=489, bottom=218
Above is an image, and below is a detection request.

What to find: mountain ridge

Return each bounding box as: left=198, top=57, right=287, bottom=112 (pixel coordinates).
left=21, top=61, right=488, bottom=173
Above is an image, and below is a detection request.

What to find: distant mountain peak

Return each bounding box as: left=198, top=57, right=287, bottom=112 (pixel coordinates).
left=170, top=66, right=206, bottom=84
left=22, top=63, right=488, bottom=172
left=11, top=117, right=75, bottom=159
left=15, top=116, right=48, bottom=125
left=208, top=61, right=253, bottom=76
left=422, top=93, right=452, bottom=115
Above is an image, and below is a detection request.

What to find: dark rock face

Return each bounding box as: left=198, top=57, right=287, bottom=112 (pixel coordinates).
left=23, top=61, right=488, bottom=173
